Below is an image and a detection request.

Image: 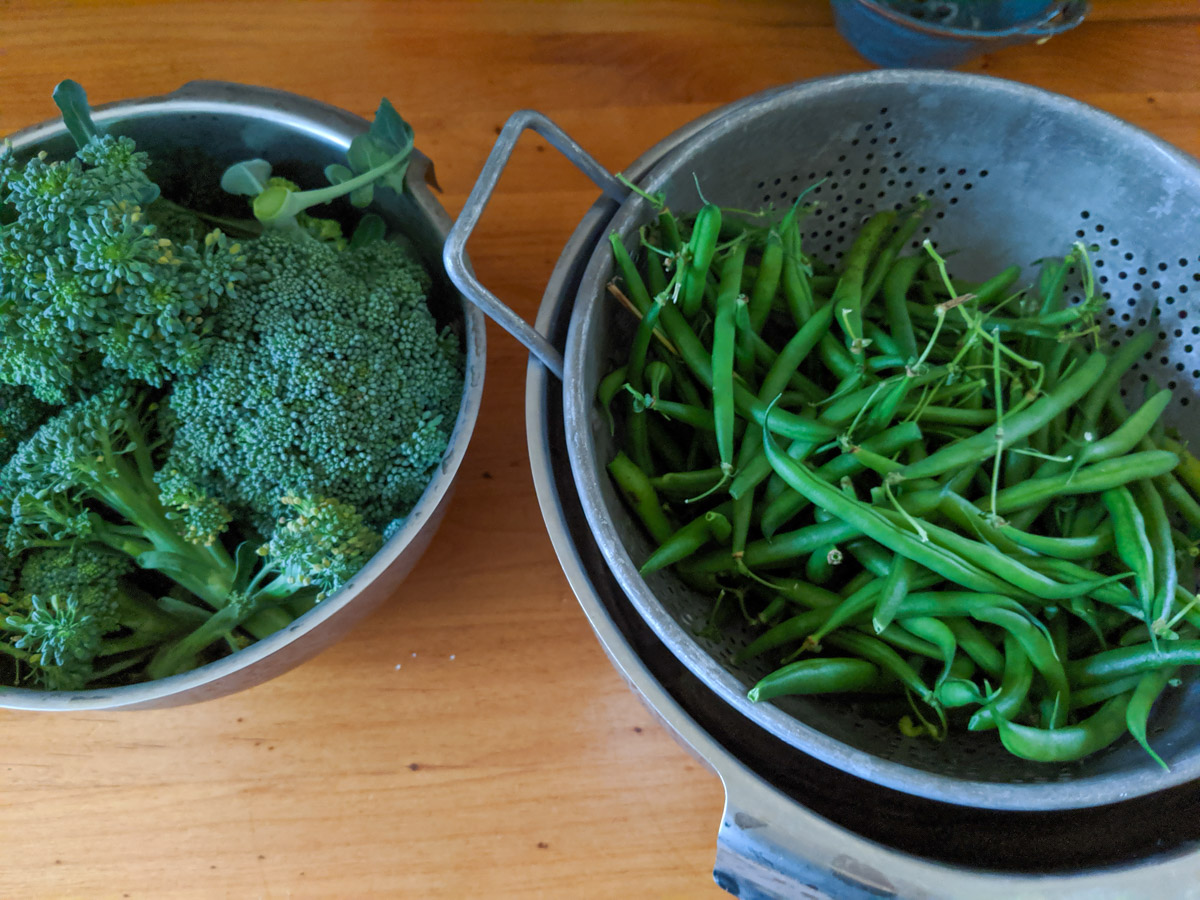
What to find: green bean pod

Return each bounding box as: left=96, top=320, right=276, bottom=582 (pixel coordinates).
left=989, top=451, right=1179, bottom=514
left=712, top=241, right=749, bottom=474
left=944, top=617, right=1005, bottom=681
left=1102, top=486, right=1156, bottom=623
left=748, top=657, right=881, bottom=702
left=1067, top=640, right=1200, bottom=686
left=1126, top=666, right=1176, bottom=769
left=747, top=229, right=784, bottom=333
left=1074, top=389, right=1172, bottom=469
left=832, top=210, right=897, bottom=354
left=898, top=351, right=1107, bottom=482
left=639, top=507, right=732, bottom=575
left=679, top=203, right=721, bottom=317
left=607, top=452, right=673, bottom=544
left=997, top=695, right=1131, bottom=763
left=968, top=636, right=1034, bottom=731
left=971, top=606, right=1069, bottom=727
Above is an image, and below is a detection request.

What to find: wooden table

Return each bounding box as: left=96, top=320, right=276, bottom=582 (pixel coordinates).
left=1, top=2, right=1197, bottom=897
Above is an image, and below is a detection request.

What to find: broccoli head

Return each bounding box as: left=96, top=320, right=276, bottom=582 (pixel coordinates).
left=0, top=381, right=53, bottom=464
left=0, top=544, right=183, bottom=690
left=164, top=231, right=463, bottom=532
left=0, top=130, right=247, bottom=402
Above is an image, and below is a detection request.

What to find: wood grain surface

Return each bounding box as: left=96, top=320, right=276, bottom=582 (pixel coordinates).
left=0, top=2, right=1197, bottom=897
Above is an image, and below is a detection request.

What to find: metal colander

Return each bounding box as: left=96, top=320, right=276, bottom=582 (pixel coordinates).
left=446, top=70, right=1200, bottom=810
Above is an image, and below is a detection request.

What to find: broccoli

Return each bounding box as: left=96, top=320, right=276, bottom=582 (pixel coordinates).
left=0, top=382, right=53, bottom=464
left=0, top=544, right=184, bottom=690
left=0, top=82, right=247, bottom=402
left=0, top=82, right=456, bottom=689
left=0, top=386, right=242, bottom=601
left=145, top=495, right=381, bottom=679
left=164, top=231, right=463, bottom=532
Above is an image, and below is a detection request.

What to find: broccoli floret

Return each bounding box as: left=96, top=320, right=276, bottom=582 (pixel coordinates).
left=145, top=495, right=381, bottom=679
left=164, top=232, right=463, bottom=532
left=0, top=385, right=241, bottom=605
left=0, top=381, right=54, bottom=464
left=0, top=104, right=246, bottom=402
left=0, top=544, right=183, bottom=690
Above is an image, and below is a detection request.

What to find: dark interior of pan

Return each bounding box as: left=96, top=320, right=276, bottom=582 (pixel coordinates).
left=561, top=71, right=1200, bottom=810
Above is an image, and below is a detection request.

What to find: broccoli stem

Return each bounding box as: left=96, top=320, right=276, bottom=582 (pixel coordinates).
left=252, top=151, right=407, bottom=228
left=146, top=589, right=299, bottom=681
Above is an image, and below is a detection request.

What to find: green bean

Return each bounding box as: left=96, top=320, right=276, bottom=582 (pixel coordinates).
left=833, top=210, right=897, bottom=354
left=679, top=203, right=721, bottom=317
left=1000, top=519, right=1114, bottom=561
left=748, top=229, right=784, bottom=333
left=1074, top=389, right=1172, bottom=469
left=966, top=264, right=1022, bottom=307
left=1102, top=486, right=1156, bottom=625
left=730, top=432, right=763, bottom=561
left=881, top=255, right=925, bottom=361
left=971, top=606, right=1069, bottom=727
left=988, top=451, right=1179, bottom=514
left=937, top=677, right=987, bottom=708
left=757, top=301, right=834, bottom=403
left=805, top=544, right=841, bottom=585
left=1067, top=641, right=1200, bottom=686
left=757, top=421, right=923, bottom=533
left=607, top=452, right=673, bottom=544
left=871, top=621, right=946, bottom=663
left=1163, top=437, right=1200, bottom=500
left=650, top=467, right=725, bottom=499
left=609, top=232, right=654, bottom=315
left=597, top=365, right=628, bottom=435
left=997, top=695, right=1131, bottom=762
left=1134, top=479, right=1176, bottom=628
left=1069, top=675, right=1143, bottom=710
left=1077, top=329, right=1157, bottom=434
left=640, top=506, right=732, bottom=575
left=825, top=630, right=936, bottom=705
left=874, top=507, right=1120, bottom=601
left=770, top=578, right=843, bottom=610
left=733, top=607, right=835, bottom=663
left=898, top=351, right=1107, bottom=482
left=1126, top=666, right=1176, bottom=769
left=862, top=202, right=928, bottom=308
left=765, top=424, right=1023, bottom=595
left=779, top=210, right=815, bottom=323
left=689, top=518, right=861, bottom=574
left=968, top=636, right=1034, bottom=731
left=748, top=657, right=881, bottom=702
left=864, top=321, right=902, bottom=358
left=872, top=554, right=915, bottom=635
left=896, top=616, right=956, bottom=685
left=945, top=617, right=1005, bottom=681
left=656, top=209, right=682, bottom=253
left=712, top=241, right=749, bottom=475
left=1155, top=472, right=1200, bottom=532
left=844, top=538, right=893, bottom=579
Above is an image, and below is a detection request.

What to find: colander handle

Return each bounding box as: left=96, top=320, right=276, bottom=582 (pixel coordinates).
left=444, top=110, right=628, bottom=380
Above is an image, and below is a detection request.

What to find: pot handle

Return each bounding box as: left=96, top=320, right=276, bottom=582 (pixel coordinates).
left=1023, top=0, right=1089, bottom=37
left=444, top=110, right=628, bottom=380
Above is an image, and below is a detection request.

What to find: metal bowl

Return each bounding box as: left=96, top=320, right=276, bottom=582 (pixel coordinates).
left=0, top=81, right=486, bottom=710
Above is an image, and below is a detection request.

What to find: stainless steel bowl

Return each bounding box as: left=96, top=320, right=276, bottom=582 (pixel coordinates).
left=0, top=81, right=485, bottom=710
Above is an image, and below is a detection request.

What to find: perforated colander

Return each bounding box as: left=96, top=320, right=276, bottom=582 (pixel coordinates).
left=446, top=70, right=1200, bottom=810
